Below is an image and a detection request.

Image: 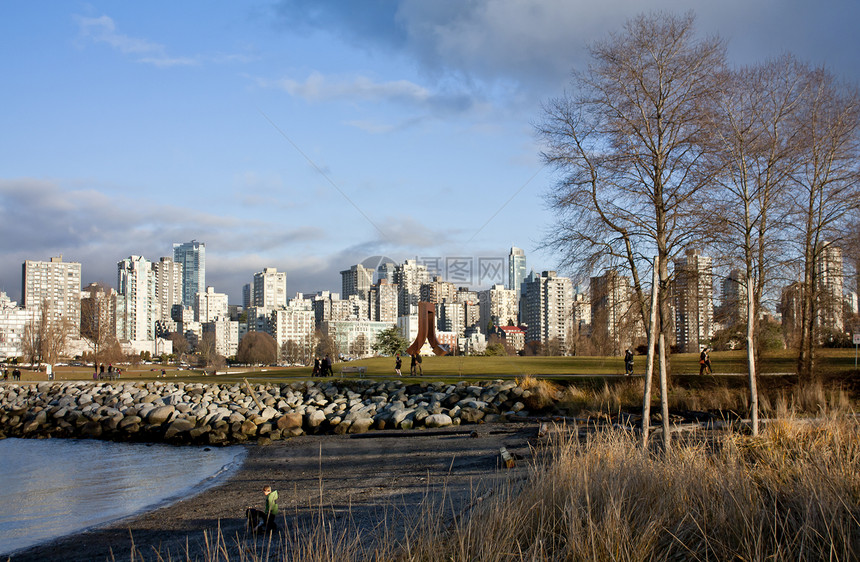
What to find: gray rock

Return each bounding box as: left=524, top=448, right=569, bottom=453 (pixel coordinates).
left=147, top=405, right=175, bottom=425
left=349, top=418, right=374, bottom=434
left=164, top=418, right=196, bottom=439
left=458, top=407, right=485, bottom=423
left=424, top=414, right=453, bottom=428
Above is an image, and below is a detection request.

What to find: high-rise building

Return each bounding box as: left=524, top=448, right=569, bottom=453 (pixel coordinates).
left=117, top=256, right=157, bottom=341
left=21, top=256, right=82, bottom=334
left=242, top=283, right=251, bottom=310
left=253, top=267, right=287, bottom=309
left=420, top=276, right=456, bottom=304
left=673, top=249, right=715, bottom=353
left=173, top=240, right=205, bottom=307
left=455, top=287, right=480, bottom=330
left=0, top=291, right=36, bottom=360
left=508, top=247, right=527, bottom=297
left=718, top=269, right=747, bottom=327
left=479, top=284, right=518, bottom=331
left=589, top=270, right=634, bottom=354
left=520, top=271, right=573, bottom=348
left=152, top=257, right=183, bottom=324
left=341, top=264, right=373, bottom=300
left=270, top=306, right=315, bottom=355
left=377, top=262, right=397, bottom=285
left=195, top=286, right=229, bottom=323
left=816, top=244, right=843, bottom=332
left=437, top=302, right=466, bottom=336
left=312, top=291, right=353, bottom=326
left=368, top=280, right=398, bottom=323
left=202, top=319, right=239, bottom=357
left=394, top=260, right=430, bottom=317
left=572, top=292, right=591, bottom=331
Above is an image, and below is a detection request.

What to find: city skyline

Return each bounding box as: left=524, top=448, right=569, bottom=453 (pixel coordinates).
left=3, top=3, right=860, bottom=305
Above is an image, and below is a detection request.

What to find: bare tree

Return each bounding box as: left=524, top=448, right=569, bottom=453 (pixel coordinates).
left=711, top=55, right=807, bottom=433
left=281, top=339, right=302, bottom=365
left=790, top=67, right=860, bottom=382
left=168, top=332, right=189, bottom=363
left=538, top=12, right=726, bottom=373
left=81, top=283, right=117, bottom=368
left=197, top=331, right=221, bottom=368
left=314, top=328, right=338, bottom=359
left=22, top=298, right=72, bottom=368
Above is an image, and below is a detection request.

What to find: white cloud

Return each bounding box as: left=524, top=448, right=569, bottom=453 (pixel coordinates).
left=74, top=14, right=252, bottom=68
left=270, top=71, right=430, bottom=104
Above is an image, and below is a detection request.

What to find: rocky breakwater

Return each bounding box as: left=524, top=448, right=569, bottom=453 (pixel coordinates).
left=0, top=379, right=542, bottom=445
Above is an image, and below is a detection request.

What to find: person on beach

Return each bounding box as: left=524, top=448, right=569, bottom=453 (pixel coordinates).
left=624, top=349, right=634, bottom=376
left=247, top=485, right=279, bottom=533
left=394, top=354, right=402, bottom=376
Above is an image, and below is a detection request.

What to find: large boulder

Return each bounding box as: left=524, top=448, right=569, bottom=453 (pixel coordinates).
left=424, top=414, right=453, bottom=428
left=277, top=412, right=303, bottom=431
left=164, top=418, right=196, bottom=439
left=147, top=405, right=175, bottom=425
left=348, top=417, right=374, bottom=434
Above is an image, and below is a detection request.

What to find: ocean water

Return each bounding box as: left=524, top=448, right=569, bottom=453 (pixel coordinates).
left=0, top=438, right=246, bottom=556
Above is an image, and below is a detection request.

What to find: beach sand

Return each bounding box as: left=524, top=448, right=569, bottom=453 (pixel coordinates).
left=6, top=423, right=537, bottom=561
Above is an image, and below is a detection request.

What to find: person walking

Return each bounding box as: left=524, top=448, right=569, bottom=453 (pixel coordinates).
left=699, top=347, right=712, bottom=375
left=323, top=354, right=332, bottom=377
left=415, top=353, right=423, bottom=376
left=394, top=354, right=402, bottom=376
left=410, top=354, right=417, bottom=376
left=312, top=357, right=320, bottom=377
left=624, top=349, right=634, bottom=376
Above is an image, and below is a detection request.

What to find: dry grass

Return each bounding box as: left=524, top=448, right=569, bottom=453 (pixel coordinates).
left=142, top=414, right=859, bottom=561
left=402, top=415, right=860, bottom=561
left=552, top=378, right=857, bottom=419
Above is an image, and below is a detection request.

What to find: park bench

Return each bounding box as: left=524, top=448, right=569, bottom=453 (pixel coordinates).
left=340, top=366, right=367, bottom=378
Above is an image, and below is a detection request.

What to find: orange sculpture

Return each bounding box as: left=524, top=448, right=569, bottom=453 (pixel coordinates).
left=406, top=301, right=448, bottom=356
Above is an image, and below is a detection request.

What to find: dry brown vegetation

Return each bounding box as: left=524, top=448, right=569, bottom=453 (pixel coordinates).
left=139, top=410, right=859, bottom=561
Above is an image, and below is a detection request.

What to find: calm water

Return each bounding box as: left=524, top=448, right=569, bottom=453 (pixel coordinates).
left=0, top=438, right=246, bottom=556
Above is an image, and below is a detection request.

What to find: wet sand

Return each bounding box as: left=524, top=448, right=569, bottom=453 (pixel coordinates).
left=5, top=423, right=536, bottom=561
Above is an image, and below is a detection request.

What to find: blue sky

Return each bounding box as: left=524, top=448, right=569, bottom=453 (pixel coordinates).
left=2, top=1, right=859, bottom=303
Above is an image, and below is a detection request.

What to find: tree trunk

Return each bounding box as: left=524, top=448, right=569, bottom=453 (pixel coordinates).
left=659, top=332, right=671, bottom=451
left=642, top=256, right=660, bottom=448
left=746, top=278, right=759, bottom=435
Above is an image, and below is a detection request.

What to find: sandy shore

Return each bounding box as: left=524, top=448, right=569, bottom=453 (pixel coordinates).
left=5, top=423, right=537, bottom=561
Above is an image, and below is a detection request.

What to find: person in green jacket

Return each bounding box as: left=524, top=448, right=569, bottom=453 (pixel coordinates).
left=247, top=485, right=279, bottom=533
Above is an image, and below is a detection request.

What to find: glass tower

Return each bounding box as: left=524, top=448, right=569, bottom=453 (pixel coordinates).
left=508, top=247, right=527, bottom=297
left=173, top=240, right=205, bottom=307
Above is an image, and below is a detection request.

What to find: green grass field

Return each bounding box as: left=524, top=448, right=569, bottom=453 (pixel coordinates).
left=7, top=348, right=857, bottom=386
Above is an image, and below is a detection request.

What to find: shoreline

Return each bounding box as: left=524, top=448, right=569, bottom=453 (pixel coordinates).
left=0, top=439, right=248, bottom=560
left=5, top=423, right=536, bottom=562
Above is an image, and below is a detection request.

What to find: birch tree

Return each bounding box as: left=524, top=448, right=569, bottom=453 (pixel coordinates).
left=712, top=55, right=807, bottom=434
left=538, top=12, right=725, bottom=354
left=791, top=68, right=860, bottom=382
left=538, top=13, right=726, bottom=447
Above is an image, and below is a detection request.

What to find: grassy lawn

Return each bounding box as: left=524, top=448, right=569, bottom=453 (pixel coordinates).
left=6, top=348, right=856, bottom=386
